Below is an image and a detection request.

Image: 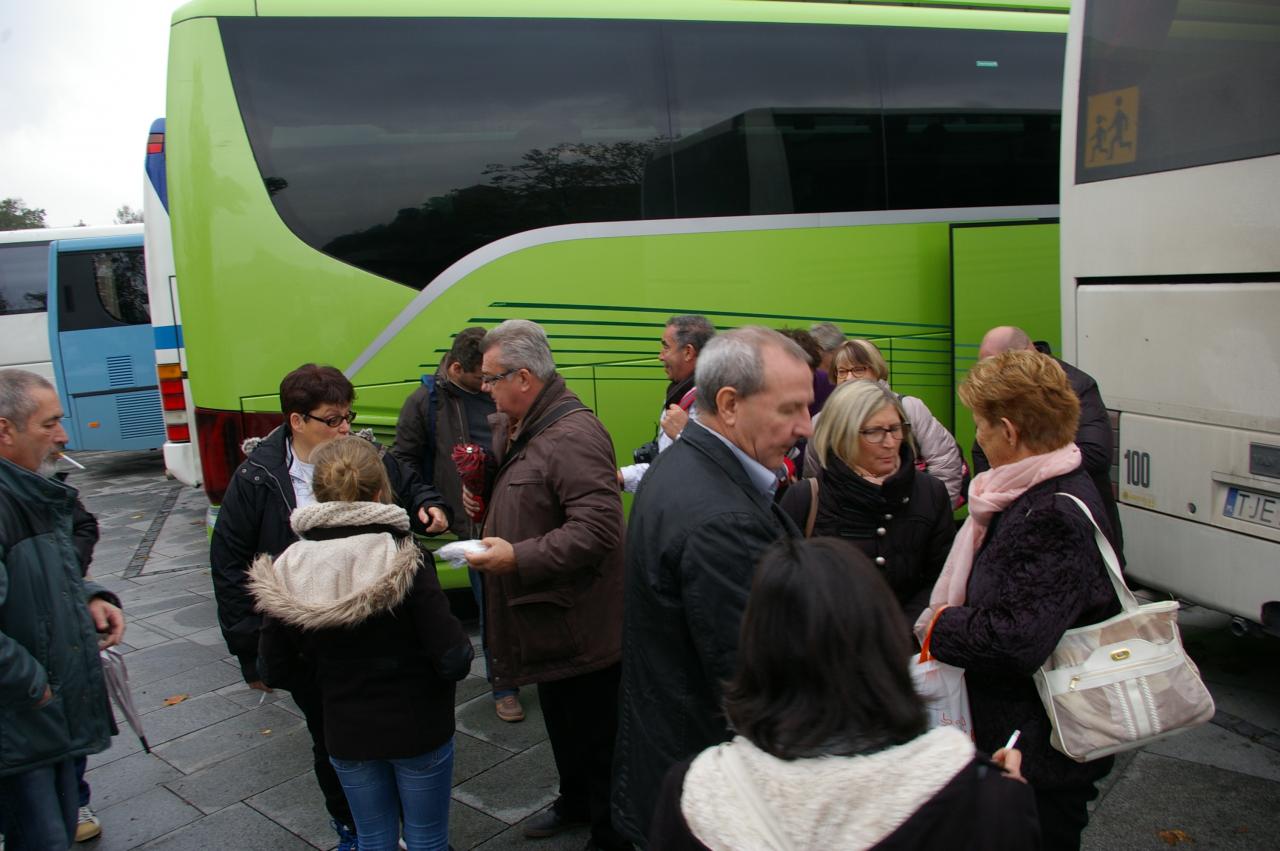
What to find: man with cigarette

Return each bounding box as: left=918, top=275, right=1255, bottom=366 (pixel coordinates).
left=0, top=369, right=125, bottom=849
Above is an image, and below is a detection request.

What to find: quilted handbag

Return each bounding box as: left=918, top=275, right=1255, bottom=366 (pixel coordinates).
left=1034, top=493, right=1216, bottom=762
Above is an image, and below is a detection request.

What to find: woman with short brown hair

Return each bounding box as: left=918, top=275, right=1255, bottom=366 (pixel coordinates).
left=920, top=350, right=1122, bottom=851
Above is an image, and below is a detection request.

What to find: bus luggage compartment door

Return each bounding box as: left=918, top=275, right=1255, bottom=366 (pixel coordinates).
left=49, top=242, right=165, bottom=452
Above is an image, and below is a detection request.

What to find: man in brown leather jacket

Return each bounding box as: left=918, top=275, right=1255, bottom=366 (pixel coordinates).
left=465, top=319, right=628, bottom=851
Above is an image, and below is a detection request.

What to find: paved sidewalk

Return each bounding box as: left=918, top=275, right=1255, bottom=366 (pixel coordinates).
left=71, top=450, right=586, bottom=850
left=61, top=449, right=1280, bottom=850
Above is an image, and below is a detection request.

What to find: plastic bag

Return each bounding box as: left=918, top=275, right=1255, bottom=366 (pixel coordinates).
left=436, top=539, right=489, bottom=568
left=909, top=609, right=973, bottom=737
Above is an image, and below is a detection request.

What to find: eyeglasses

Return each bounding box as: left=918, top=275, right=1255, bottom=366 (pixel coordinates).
left=304, top=410, right=357, bottom=428
left=835, top=364, right=872, bottom=380
left=480, top=368, right=519, bottom=387
left=858, top=423, right=910, bottom=444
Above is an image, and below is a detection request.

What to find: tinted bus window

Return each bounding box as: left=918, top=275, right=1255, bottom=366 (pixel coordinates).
left=1077, top=1, right=1280, bottom=182
left=0, top=243, right=50, bottom=315
left=222, top=17, right=670, bottom=291
left=57, top=249, right=149, bottom=331
left=663, top=22, right=883, bottom=216
left=882, top=27, right=1063, bottom=208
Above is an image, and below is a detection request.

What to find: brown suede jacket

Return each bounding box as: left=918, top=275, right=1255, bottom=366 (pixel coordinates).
left=479, top=375, right=625, bottom=688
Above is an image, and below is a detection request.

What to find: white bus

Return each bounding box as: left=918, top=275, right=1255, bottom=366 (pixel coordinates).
left=0, top=225, right=141, bottom=382
left=1059, top=0, right=1280, bottom=634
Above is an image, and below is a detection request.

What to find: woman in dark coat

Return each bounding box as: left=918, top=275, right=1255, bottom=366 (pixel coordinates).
left=920, top=351, right=1122, bottom=851
left=649, top=538, right=1039, bottom=850
left=782, top=379, right=954, bottom=627
left=251, top=436, right=473, bottom=851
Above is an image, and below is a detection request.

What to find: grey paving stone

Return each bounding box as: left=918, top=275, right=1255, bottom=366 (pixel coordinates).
left=214, top=679, right=294, bottom=710
left=178, top=624, right=226, bottom=649
left=165, top=725, right=316, bottom=813
left=452, top=741, right=559, bottom=826
left=132, top=693, right=247, bottom=748
left=453, top=733, right=513, bottom=785
left=473, top=813, right=589, bottom=850
left=116, top=620, right=179, bottom=651
left=139, top=599, right=219, bottom=637
left=131, top=660, right=243, bottom=714
left=455, top=689, right=546, bottom=754
left=116, top=638, right=225, bottom=687
left=152, top=703, right=305, bottom=774
left=245, top=770, right=335, bottom=850
left=86, top=727, right=146, bottom=770
left=1082, top=752, right=1280, bottom=850
left=1143, top=721, right=1280, bottom=782
left=92, top=786, right=202, bottom=851
left=125, top=592, right=207, bottom=619
left=449, top=800, right=507, bottom=850
left=84, top=750, right=183, bottom=810
left=135, top=802, right=315, bottom=851
left=455, top=674, right=492, bottom=705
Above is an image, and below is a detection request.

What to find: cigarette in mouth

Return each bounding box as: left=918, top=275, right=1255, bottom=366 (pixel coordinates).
left=55, top=453, right=86, bottom=470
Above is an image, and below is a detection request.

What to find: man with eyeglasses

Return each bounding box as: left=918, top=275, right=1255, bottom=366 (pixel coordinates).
left=210, top=363, right=449, bottom=851
left=463, top=320, right=630, bottom=851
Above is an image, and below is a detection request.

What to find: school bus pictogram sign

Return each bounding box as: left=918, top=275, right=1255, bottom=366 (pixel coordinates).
left=1084, top=86, right=1139, bottom=168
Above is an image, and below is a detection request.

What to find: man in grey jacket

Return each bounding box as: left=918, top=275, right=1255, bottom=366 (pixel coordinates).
left=0, top=370, right=125, bottom=849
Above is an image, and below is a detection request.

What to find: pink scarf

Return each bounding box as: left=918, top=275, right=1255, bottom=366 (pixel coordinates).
left=926, top=444, right=1081, bottom=614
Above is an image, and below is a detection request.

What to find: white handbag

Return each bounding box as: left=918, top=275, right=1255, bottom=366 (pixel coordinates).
left=1033, top=493, right=1215, bottom=762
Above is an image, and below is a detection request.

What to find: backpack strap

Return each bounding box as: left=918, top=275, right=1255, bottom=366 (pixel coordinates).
left=419, top=374, right=438, bottom=483
left=804, top=477, right=819, bottom=538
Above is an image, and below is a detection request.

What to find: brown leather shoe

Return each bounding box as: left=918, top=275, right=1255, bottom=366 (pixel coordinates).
left=495, top=694, right=525, bottom=722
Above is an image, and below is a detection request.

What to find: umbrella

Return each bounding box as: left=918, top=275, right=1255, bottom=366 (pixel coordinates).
left=451, top=443, right=488, bottom=525
left=99, top=646, right=150, bottom=753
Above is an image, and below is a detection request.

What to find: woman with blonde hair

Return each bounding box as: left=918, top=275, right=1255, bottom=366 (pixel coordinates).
left=781, top=380, right=953, bottom=627
left=920, top=351, right=1121, bottom=851
left=251, top=436, right=473, bottom=851
left=811, top=339, right=966, bottom=507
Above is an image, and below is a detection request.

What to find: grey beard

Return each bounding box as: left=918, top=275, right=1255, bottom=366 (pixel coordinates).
left=39, top=458, right=59, bottom=478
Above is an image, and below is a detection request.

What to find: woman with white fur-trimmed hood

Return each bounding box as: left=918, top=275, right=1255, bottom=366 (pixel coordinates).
left=251, top=436, right=472, bottom=851
left=647, top=538, right=1039, bottom=851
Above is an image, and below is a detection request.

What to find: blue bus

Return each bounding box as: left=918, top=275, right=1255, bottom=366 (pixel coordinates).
left=43, top=225, right=166, bottom=451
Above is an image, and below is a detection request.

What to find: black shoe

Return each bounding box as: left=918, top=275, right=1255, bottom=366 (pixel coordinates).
left=522, top=807, right=588, bottom=838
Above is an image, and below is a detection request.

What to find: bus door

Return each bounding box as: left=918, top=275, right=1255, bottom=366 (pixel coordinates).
left=950, top=219, right=1061, bottom=467
left=47, top=236, right=166, bottom=451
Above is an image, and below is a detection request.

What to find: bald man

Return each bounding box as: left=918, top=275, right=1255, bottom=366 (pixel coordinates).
left=973, top=326, right=1123, bottom=559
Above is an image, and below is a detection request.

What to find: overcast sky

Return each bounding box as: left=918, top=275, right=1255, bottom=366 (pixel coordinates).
left=0, top=2, right=176, bottom=227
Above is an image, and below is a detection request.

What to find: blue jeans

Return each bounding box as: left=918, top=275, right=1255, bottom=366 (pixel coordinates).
left=0, top=757, right=78, bottom=850
left=329, top=739, right=454, bottom=851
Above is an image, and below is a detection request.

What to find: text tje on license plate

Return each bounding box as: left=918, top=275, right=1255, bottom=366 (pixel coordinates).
left=1223, top=487, right=1280, bottom=530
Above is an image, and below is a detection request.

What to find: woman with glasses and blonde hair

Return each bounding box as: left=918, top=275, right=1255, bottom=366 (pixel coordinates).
left=781, top=380, right=954, bottom=628
left=810, top=339, right=967, bottom=507
left=251, top=436, right=473, bottom=851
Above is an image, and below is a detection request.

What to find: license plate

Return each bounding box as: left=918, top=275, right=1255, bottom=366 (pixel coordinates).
left=1223, top=486, right=1280, bottom=530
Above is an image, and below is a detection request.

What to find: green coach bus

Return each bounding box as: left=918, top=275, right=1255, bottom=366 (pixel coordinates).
left=166, top=0, right=1069, bottom=577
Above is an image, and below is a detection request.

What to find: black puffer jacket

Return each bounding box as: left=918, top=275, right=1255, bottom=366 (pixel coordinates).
left=612, top=422, right=800, bottom=844
left=929, top=468, right=1121, bottom=792
left=210, top=426, right=448, bottom=681
left=781, top=443, right=954, bottom=627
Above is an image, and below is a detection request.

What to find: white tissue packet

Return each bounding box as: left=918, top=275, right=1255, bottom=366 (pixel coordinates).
left=436, top=539, right=489, bottom=567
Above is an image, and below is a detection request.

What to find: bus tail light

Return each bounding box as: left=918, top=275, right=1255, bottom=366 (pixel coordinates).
left=156, top=362, right=190, bottom=439
left=195, top=408, right=284, bottom=505
left=147, top=132, right=164, bottom=155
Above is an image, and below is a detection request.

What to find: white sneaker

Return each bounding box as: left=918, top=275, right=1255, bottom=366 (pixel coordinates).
left=75, top=806, right=101, bottom=842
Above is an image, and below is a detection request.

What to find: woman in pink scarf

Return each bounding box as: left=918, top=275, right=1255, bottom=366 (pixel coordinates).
left=919, top=351, right=1121, bottom=851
